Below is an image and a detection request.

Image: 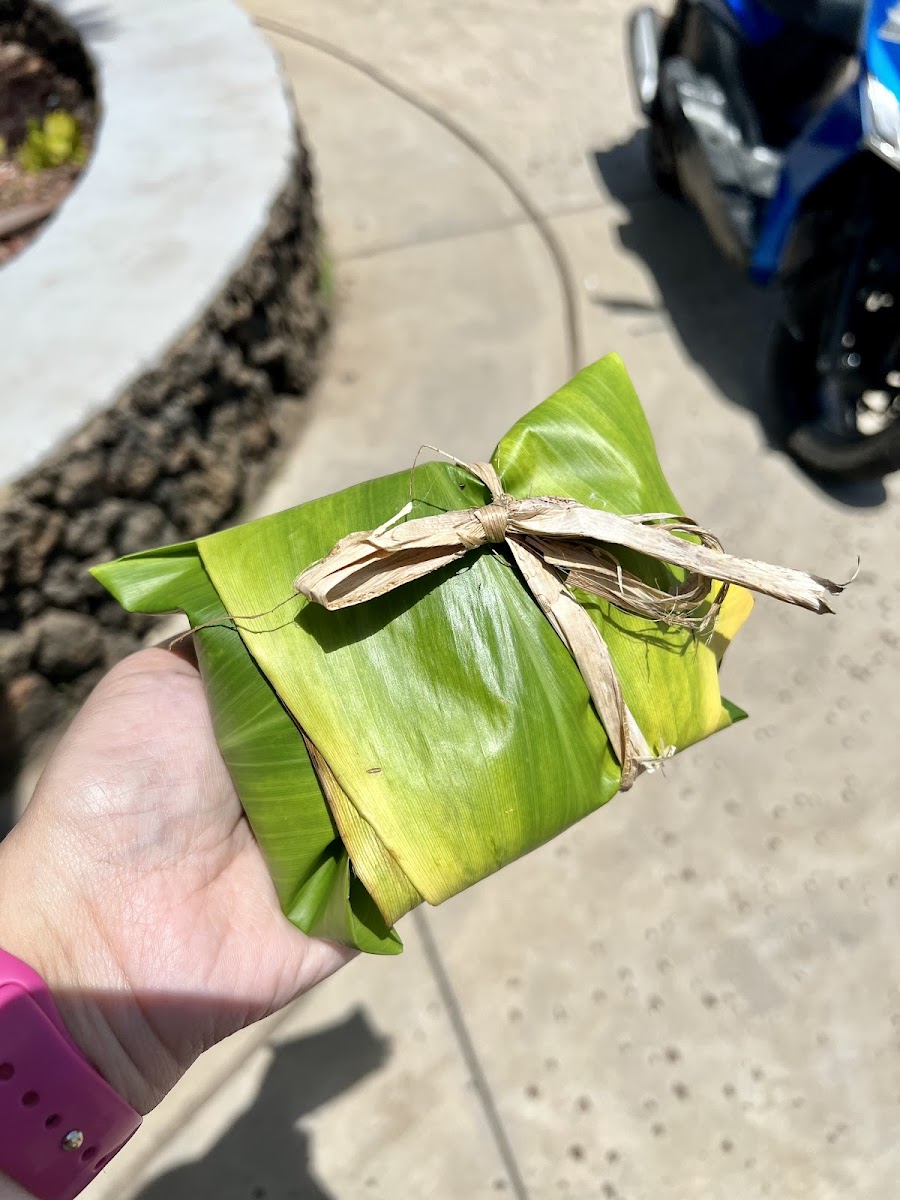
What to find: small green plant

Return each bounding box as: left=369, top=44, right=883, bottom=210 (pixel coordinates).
left=17, top=111, right=86, bottom=173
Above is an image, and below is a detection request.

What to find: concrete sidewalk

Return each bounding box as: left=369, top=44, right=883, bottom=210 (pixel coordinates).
left=90, top=4, right=900, bottom=1198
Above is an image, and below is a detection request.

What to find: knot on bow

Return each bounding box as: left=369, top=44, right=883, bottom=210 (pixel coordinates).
left=462, top=461, right=522, bottom=547
left=470, top=500, right=512, bottom=546
left=294, top=455, right=841, bottom=789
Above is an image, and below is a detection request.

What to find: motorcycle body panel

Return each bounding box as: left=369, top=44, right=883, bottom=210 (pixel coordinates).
left=627, top=0, right=900, bottom=477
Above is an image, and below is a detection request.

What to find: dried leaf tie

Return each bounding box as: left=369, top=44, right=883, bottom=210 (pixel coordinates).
left=295, top=459, right=843, bottom=789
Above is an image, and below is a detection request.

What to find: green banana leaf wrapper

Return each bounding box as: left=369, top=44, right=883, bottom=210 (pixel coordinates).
left=93, top=356, right=753, bottom=954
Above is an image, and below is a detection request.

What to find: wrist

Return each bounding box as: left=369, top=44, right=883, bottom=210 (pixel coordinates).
left=0, top=826, right=179, bottom=1115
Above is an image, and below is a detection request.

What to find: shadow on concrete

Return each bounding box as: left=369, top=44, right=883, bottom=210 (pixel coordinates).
left=0, top=792, right=16, bottom=843
left=0, top=694, right=20, bottom=840
left=134, top=1009, right=388, bottom=1200
left=590, top=134, right=887, bottom=509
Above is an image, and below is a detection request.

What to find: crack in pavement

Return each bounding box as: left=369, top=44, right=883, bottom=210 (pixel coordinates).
left=256, top=17, right=552, bottom=1194
left=256, top=14, right=582, bottom=378
left=414, top=908, right=531, bottom=1200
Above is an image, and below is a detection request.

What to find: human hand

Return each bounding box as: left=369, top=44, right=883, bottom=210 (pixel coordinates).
left=0, top=648, right=353, bottom=1116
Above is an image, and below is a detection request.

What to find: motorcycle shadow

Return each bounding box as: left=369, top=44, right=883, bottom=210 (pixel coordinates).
left=590, top=134, right=887, bottom=509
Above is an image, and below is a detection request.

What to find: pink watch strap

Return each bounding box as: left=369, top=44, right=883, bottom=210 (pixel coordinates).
left=0, top=948, right=141, bottom=1200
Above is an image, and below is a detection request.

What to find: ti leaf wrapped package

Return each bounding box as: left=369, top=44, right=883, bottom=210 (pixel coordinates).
left=92, top=356, right=840, bottom=954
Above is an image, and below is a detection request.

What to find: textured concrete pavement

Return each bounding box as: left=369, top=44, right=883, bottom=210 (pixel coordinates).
left=90, top=3, right=900, bottom=1198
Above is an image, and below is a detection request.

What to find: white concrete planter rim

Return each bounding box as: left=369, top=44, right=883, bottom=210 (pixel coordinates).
left=0, top=0, right=295, bottom=487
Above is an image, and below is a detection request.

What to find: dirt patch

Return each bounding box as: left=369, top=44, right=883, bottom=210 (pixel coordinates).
left=0, top=23, right=96, bottom=265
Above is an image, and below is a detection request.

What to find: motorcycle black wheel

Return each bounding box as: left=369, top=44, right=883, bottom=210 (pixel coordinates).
left=647, top=112, right=682, bottom=199
left=770, top=321, right=900, bottom=482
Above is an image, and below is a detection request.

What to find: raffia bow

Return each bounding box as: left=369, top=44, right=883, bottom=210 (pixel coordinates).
left=294, top=459, right=841, bottom=788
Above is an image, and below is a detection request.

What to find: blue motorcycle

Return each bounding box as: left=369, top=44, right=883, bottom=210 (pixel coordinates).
left=629, top=0, right=900, bottom=479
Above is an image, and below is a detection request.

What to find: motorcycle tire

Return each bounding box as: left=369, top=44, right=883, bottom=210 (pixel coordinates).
left=770, top=321, right=900, bottom=482
left=647, top=112, right=682, bottom=199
